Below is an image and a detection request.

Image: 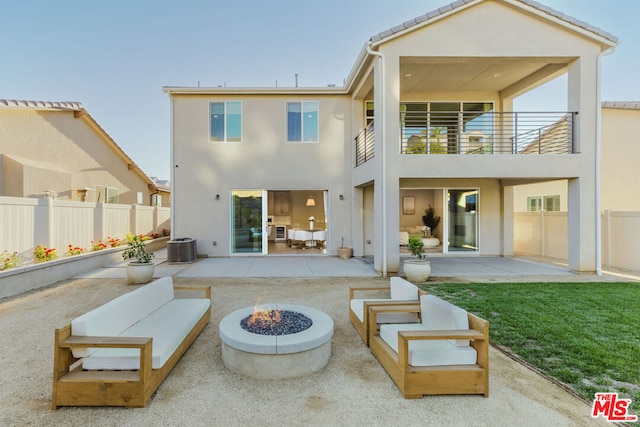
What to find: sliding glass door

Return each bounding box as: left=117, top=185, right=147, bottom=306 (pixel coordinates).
left=447, top=189, right=478, bottom=252
left=231, top=190, right=266, bottom=254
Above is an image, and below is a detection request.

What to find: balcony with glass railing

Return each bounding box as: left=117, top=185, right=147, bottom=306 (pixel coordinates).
left=354, top=111, right=576, bottom=167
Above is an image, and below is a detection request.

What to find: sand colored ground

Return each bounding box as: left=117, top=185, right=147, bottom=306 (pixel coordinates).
left=0, top=276, right=612, bottom=426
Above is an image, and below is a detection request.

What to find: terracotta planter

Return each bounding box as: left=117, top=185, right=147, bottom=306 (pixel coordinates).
left=403, top=259, right=431, bottom=283
left=337, top=247, right=352, bottom=259
left=126, top=262, right=155, bottom=284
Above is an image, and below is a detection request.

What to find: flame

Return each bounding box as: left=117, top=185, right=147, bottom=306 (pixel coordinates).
left=247, top=305, right=282, bottom=327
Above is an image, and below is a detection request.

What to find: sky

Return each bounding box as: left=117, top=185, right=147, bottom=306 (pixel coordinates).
left=2, top=0, right=639, bottom=180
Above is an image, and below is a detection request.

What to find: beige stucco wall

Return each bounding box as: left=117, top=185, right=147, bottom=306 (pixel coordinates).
left=513, top=180, right=568, bottom=212
left=0, top=109, right=154, bottom=205
left=170, top=94, right=353, bottom=256
left=513, top=107, right=640, bottom=212
left=601, top=107, right=640, bottom=211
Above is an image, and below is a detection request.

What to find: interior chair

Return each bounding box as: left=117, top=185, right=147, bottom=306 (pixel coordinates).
left=288, top=229, right=297, bottom=247
left=295, top=230, right=313, bottom=248
left=312, top=230, right=326, bottom=248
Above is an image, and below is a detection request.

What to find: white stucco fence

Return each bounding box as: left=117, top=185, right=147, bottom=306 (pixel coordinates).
left=0, top=196, right=170, bottom=256
left=515, top=210, right=640, bottom=271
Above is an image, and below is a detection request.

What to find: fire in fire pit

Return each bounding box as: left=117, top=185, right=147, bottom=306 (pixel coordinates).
left=241, top=308, right=312, bottom=336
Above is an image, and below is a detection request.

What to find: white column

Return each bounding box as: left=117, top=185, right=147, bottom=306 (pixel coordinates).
left=566, top=56, right=599, bottom=273
left=502, top=185, right=514, bottom=256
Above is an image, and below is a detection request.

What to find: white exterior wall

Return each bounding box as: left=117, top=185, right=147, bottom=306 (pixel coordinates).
left=170, top=94, right=353, bottom=257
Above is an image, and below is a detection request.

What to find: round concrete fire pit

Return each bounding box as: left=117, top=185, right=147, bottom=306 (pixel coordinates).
left=219, top=304, right=334, bottom=379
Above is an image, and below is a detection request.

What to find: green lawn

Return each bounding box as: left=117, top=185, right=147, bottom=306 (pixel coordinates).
left=420, top=282, right=640, bottom=412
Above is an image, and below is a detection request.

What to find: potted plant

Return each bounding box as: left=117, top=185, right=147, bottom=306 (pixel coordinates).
left=122, top=233, right=155, bottom=284
left=338, top=237, right=352, bottom=259
left=403, top=236, right=431, bottom=282
left=421, top=205, right=441, bottom=248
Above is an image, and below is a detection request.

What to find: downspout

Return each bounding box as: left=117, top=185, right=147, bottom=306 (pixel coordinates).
left=366, top=42, right=387, bottom=278
left=595, top=45, right=616, bottom=275
left=149, top=190, right=159, bottom=206
left=169, top=96, right=175, bottom=240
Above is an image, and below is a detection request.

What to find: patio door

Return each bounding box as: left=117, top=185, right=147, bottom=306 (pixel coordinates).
left=231, top=190, right=267, bottom=254
left=447, top=189, right=478, bottom=252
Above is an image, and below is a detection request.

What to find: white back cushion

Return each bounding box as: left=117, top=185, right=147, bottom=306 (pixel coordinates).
left=420, top=294, right=470, bottom=347
left=71, top=277, right=175, bottom=357
left=390, top=277, right=419, bottom=300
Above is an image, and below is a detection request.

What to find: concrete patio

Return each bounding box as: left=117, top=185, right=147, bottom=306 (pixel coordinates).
left=74, top=249, right=638, bottom=283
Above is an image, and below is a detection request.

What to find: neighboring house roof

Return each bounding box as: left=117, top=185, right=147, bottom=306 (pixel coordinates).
left=602, top=101, right=640, bottom=111
left=0, top=99, right=158, bottom=192
left=151, top=177, right=171, bottom=192
left=518, top=114, right=571, bottom=154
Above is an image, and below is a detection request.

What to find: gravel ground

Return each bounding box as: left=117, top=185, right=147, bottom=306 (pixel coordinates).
left=0, top=276, right=611, bottom=426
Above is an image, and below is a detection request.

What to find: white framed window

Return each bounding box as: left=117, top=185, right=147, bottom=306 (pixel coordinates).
left=365, top=100, right=374, bottom=125
left=527, top=195, right=560, bottom=211
left=544, top=195, right=560, bottom=212
left=210, top=101, right=242, bottom=142
left=527, top=196, right=542, bottom=212
left=137, top=192, right=143, bottom=205
left=287, top=101, right=318, bottom=142
left=96, top=186, right=119, bottom=204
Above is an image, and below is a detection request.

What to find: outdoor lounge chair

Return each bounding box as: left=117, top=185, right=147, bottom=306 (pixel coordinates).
left=368, top=294, right=489, bottom=398
left=349, top=277, right=422, bottom=346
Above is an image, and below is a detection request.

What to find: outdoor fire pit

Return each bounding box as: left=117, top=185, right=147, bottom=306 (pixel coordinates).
left=219, top=303, right=334, bottom=379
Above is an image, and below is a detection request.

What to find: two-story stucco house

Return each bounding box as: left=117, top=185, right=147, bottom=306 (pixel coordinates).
left=164, top=0, right=617, bottom=275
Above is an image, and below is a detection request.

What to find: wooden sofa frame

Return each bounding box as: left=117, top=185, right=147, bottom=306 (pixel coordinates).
left=368, top=304, right=489, bottom=398
left=51, top=284, right=211, bottom=409
left=349, top=286, right=426, bottom=346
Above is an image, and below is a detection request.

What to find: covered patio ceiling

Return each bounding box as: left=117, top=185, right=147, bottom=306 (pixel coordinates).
left=356, top=56, right=575, bottom=99
left=400, top=56, right=573, bottom=94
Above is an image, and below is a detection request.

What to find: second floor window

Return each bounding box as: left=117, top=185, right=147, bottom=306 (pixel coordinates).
left=287, top=101, right=318, bottom=142
left=210, top=101, right=242, bottom=142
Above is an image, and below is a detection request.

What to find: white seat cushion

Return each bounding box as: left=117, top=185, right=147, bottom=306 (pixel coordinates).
left=71, top=278, right=175, bottom=358
left=380, top=323, right=429, bottom=352
left=350, top=298, right=419, bottom=323
left=81, top=298, right=210, bottom=370
left=379, top=323, right=477, bottom=367
left=399, top=231, right=409, bottom=246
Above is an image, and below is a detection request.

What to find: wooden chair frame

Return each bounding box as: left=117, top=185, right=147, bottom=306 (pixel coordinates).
left=52, top=285, right=211, bottom=409
left=349, top=286, right=425, bottom=346
left=368, top=304, right=489, bottom=398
